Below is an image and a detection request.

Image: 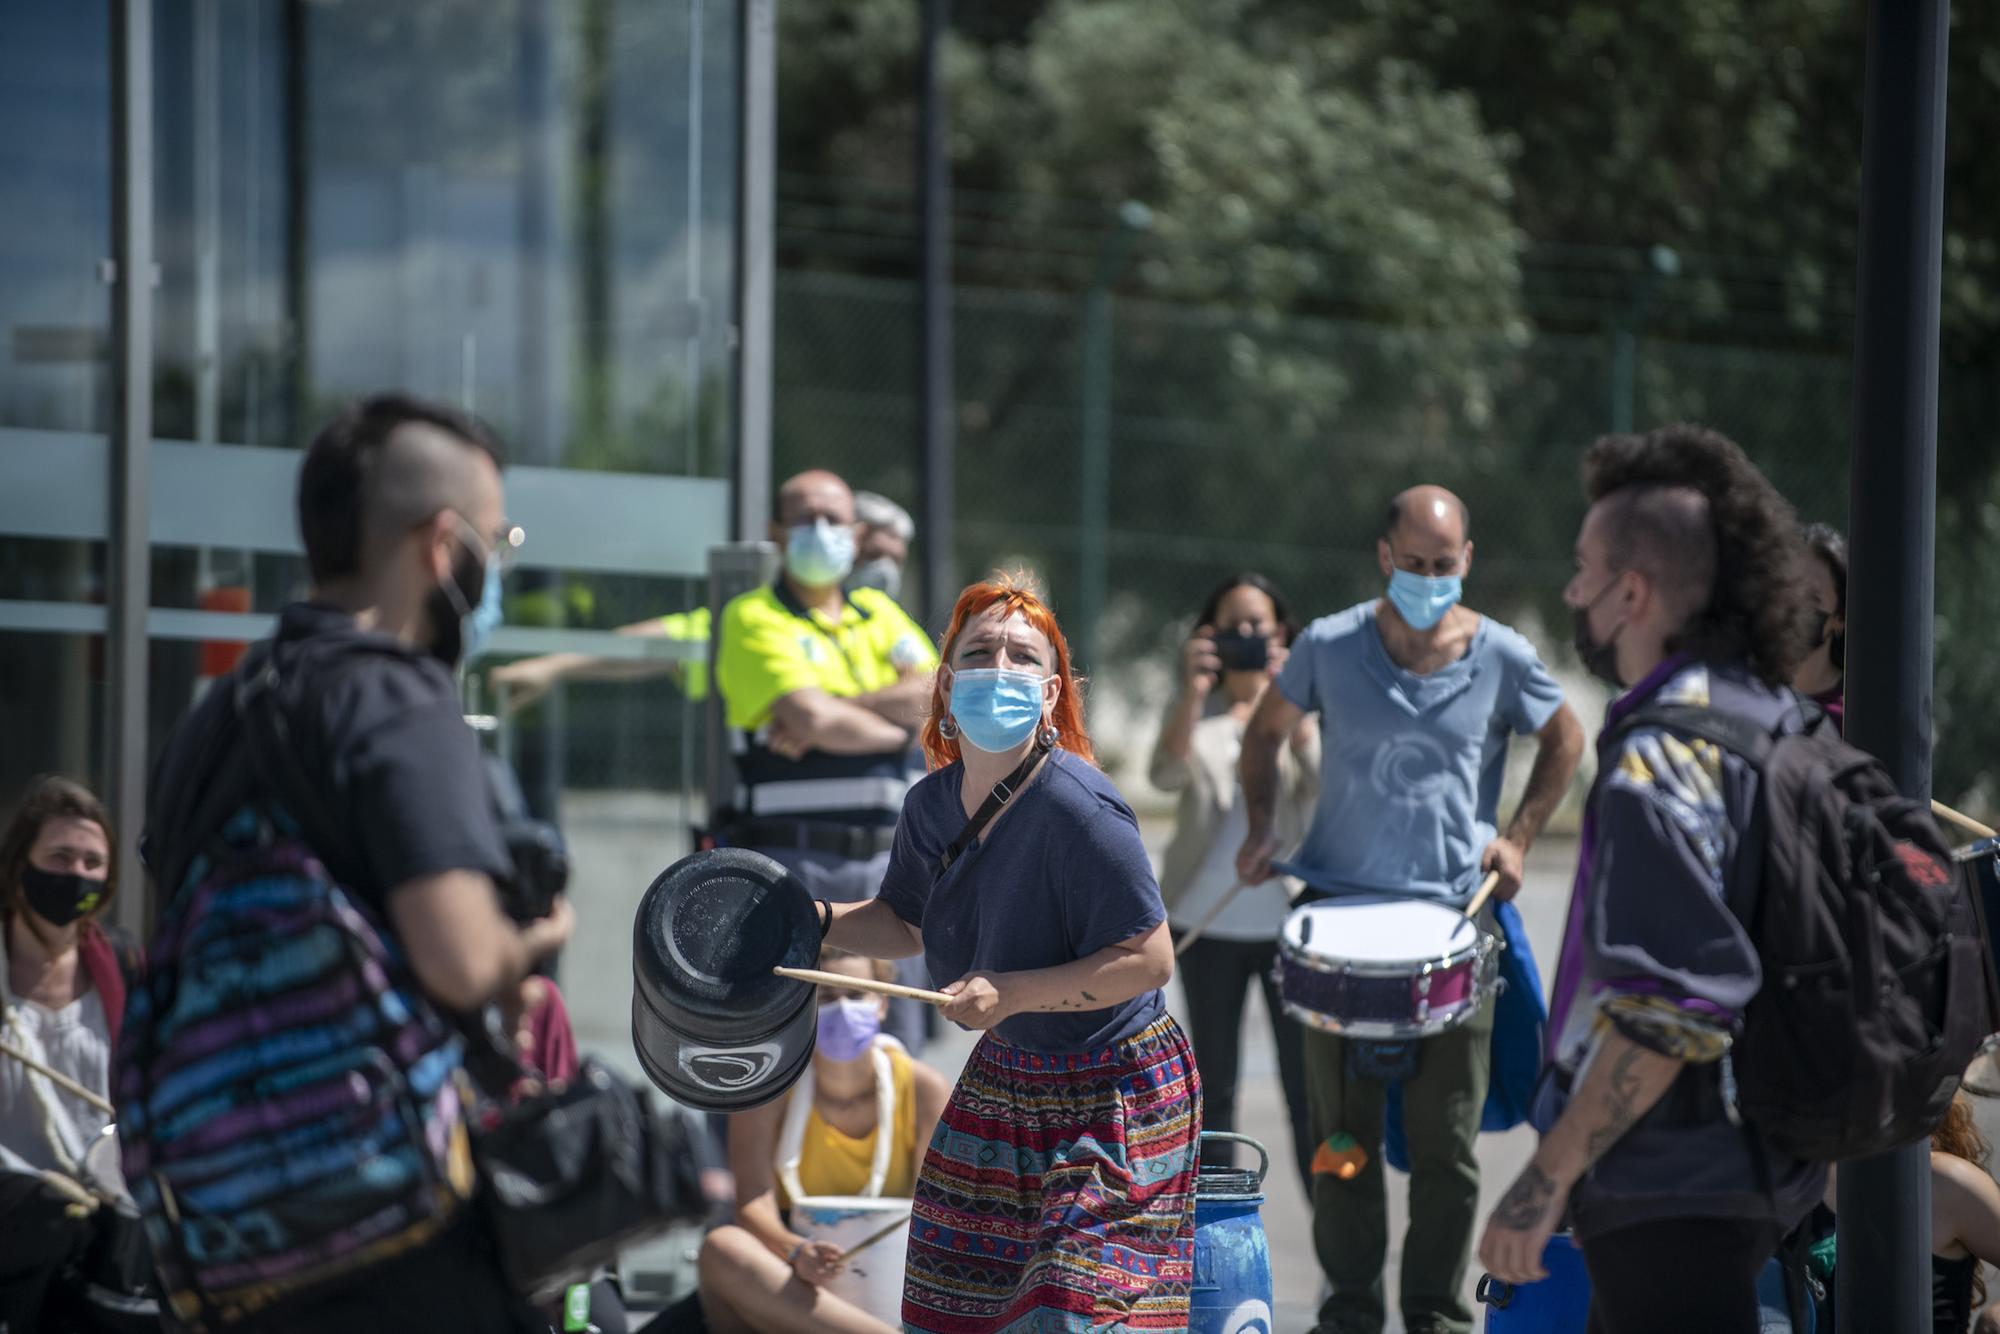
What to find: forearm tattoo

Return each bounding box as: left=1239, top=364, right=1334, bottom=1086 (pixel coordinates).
left=1492, top=1164, right=1557, bottom=1231
left=1584, top=1045, right=1646, bottom=1163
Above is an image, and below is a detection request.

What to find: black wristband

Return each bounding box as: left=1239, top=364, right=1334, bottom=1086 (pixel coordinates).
left=816, top=898, right=832, bottom=939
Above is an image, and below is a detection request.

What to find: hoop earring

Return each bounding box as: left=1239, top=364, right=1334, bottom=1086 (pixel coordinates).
left=938, top=714, right=959, bottom=741
left=1037, top=723, right=1059, bottom=750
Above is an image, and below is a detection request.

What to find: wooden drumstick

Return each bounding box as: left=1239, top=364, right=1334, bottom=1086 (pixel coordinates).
left=1462, top=871, right=1503, bottom=920
left=1933, top=798, right=1999, bottom=844
left=773, top=966, right=953, bottom=1006
left=1174, top=882, right=1250, bottom=958
left=838, top=1212, right=911, bottom=1263
left=0, top=1038, right=117, bottom=1115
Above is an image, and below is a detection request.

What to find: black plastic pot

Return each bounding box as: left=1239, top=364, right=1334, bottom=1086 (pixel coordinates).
left=630, top=848, right=820, bottom=1112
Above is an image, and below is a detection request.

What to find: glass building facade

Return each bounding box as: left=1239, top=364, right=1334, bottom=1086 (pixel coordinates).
left=1, top=0, right=766, bottom=1099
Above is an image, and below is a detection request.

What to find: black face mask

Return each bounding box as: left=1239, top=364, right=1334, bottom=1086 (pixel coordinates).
left=20, top=865, right=106, bottom=927
left=425, top=539, right=487, bottom=669
left=1572, top=577, right=1627, bottom=688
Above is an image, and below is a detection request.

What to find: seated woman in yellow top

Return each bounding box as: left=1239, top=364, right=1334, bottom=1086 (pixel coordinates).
left=694, top=948, right=950, bottom=1334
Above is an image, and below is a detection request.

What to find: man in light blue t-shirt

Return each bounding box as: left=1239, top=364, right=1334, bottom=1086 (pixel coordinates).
left=1237, top=485, right=1585, bottom=1334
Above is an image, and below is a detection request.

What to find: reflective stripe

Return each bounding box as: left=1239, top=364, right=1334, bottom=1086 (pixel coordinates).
left=746, top=776, right=911, bottom=816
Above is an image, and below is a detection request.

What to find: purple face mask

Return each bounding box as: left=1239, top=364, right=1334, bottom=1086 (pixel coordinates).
left=817, top=997, right=881, bottom=1063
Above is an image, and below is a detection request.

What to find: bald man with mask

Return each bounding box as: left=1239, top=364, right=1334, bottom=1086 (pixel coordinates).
left=711, top=470, right=938, bottom=1051
left=1237, top=486, right=1585, bottom=1334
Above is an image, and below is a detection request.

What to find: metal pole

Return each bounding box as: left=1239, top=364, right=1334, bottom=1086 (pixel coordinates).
left=917, top=0, right=954, bottom=631
left=1607, top=321, right=1636, bottom=435
left=193, top=0, right=221, bottom=451
left=516, top=0, right=565, bottom=825
left=1074, top=202, right=1150, bottom=673
left=704, top=542, right=779, bottom=830
left=1608, top=245, right=1678, bottom=434
left=576, top=0, right=615, bottom=449
left=1076, top=284, right=1112, bottom=671
left=1837, top=2, right=1949, bottom=1331
left=282, top=0, right=310, bottom=447
left=732, top=0, right=776, bottom=541
left=108, top=0, right=155, bottom=934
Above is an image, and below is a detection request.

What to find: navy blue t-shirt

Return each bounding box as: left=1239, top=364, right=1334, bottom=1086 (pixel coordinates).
left=878, top=749, right=1166, bottom=1053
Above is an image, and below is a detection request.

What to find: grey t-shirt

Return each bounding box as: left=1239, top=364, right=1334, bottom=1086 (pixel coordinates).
left=1276, top=601, right=1564, bottom=903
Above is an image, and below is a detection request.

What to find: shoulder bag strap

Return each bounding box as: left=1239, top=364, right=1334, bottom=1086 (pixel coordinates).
left=937, top=735, right=1054, bottom=873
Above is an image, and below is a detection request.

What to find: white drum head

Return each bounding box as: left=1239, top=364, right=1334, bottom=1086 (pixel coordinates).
left=1282, top=898, right=1477, bottom=964
left=792, top=1195, right=911, bottom=1321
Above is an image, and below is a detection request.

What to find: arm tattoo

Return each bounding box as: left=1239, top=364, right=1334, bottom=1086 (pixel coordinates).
left=1584, top=1045, right=1647, bottom=1163
left=1081, top=991, right=1099, bottom=1003
left=1492, top=1164, right=1557, bottom=1231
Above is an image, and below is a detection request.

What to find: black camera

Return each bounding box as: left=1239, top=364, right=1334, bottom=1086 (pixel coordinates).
left=483, top=752, right=570, bottom=923
left=1211, top=631, right=1270, bottom=673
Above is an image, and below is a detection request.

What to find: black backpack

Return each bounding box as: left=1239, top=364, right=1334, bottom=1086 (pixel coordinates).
left=1610, top=702, right=1985, bottom=1161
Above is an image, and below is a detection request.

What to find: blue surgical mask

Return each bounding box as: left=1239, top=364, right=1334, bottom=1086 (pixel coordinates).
left=785, top=519, right=856, bottom=588
left=949, top=668, right=1049, bottom=753
left=463, top=554, right=504, bottom=661
left=1386, top=568, right=1462, bottom=631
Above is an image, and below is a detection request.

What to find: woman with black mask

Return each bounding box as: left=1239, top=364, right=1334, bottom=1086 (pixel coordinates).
left=1794, top=524, right=1847, bottom=731
left=0, top=774, right=145, bottom=1331
left=1151, top=573, right=1318, bottom=1189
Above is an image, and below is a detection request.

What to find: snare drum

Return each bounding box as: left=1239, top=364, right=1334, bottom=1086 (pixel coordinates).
left=1276, top=897, right=1497, bottom=1040
left=791, top=1195, right=911, bottom=1320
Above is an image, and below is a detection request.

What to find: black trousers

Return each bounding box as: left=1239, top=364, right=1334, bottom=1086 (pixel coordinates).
left=1176, top=933, right=1314, bottom=1189
left=0, top=1171, right=92, bottom=1334
left=1581, top=1216, right=1783, bottom=1334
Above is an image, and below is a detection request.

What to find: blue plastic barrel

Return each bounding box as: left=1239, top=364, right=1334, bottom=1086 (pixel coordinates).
left=1477, top=1233, right=1814, bottom=1333
left=1191, top=1132, right=1274, bottom=1334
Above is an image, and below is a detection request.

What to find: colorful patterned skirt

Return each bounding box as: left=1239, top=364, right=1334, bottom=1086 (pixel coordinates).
left=901, top=1013, right=1201, bottom=1333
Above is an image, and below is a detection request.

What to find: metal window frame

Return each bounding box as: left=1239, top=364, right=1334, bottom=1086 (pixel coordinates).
left=75, top=0, right=774, bottom=932
left=733, top=0, right=775, bottom=540
left=108, top=0, right=154, bottom=935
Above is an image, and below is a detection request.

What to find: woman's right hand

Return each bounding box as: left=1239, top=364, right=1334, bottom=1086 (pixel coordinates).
left=791, top=1238, right=846, bottom=1286
left=1182, top=624, right=1221, bottom=695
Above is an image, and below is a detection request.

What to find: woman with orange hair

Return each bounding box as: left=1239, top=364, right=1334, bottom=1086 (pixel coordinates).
left=824, top=574, right=1200, bottom=1332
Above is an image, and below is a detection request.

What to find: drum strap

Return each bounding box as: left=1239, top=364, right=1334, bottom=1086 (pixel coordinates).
left=936, top=734, right=1054, bottom=873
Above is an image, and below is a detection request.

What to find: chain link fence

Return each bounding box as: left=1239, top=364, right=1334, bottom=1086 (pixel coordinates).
left=771, top=266, right=1903, bottom=805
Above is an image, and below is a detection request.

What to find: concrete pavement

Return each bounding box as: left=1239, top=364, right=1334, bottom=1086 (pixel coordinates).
left=554, top=789, right=1580, bottom=1328
left=913, top=834, right=1581, bottom=1333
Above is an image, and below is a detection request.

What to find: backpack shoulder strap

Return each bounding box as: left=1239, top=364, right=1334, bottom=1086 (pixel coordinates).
left=1608, top=701, right=1788, bottom=932
left=234, top=651, right=352, bottom=865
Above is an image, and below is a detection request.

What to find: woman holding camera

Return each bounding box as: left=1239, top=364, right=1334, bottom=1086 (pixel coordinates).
left=1151, top=573, right=1318, bottom=1188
